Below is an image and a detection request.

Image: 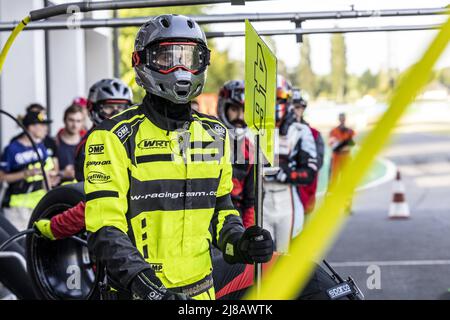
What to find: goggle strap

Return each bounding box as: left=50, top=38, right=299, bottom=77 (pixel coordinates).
left=132, top=50, right=146, bottom=67
left=102, top=99, right=130, bottom=104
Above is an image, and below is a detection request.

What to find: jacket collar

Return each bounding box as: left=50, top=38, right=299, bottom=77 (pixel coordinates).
left=141, top=94, right=193, bottom=132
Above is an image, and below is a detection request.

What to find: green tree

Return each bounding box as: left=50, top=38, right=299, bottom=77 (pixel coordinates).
left=315, top=74, right=332, bottom=98
left=377, top=68, right=391, bottom=96
left=277, top=59, right=290, bottom=79
left=330, top=33, right=347, bottom=102
left=438, top=67, right=450, bottom=87
left=295, top=36, right=316, bottom=97
left=346, top=74, right=362, bottom=102
left=358, top=69, right=378, bottom=95
left=203, top=47, right=243, bottom=93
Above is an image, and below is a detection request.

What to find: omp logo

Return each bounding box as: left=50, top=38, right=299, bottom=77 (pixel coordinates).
left=88, top=144, right=104, bottom=155
left=149, top=263, right=163, bottom=273
left=138, top=139, right=170, bottom=149
left=87, top=171, right=111, bottom=184
left=116, top=125, right=130, bottom=139
left=85, top=160, right=111, bottom=168
left=214, top=124, right=226, bottom=136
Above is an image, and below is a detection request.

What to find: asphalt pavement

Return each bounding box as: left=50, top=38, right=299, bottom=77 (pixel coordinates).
left=325, top=125, right=450, bottom=299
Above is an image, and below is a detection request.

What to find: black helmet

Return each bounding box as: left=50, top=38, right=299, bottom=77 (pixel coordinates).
left=87, top=78, right=133, bottom=125
left=292, top=88, right=307, bottom=108
left=133, top=14, right=210, bottom=104
left=26, top=183, right=100, bottom=300
left=217, top=80, right=246, bottom=140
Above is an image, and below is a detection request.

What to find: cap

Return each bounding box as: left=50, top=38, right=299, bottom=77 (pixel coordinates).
left=22, top=111, right=52, bottom=127
left=72, top=97, right=88, bottom=108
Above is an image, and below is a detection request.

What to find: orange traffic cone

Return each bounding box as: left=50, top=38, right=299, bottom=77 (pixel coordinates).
left=389, top=170, right=410, bottom=219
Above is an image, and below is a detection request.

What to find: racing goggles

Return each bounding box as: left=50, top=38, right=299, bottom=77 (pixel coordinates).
left=132, top=41, right=210, bottom=75
left=97, top=100, right=131, bottom=116
left=230, top=88, right=245, bottom=105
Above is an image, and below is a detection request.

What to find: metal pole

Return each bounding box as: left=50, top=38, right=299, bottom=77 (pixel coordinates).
left=0, top=7, right=449, bottom=31
left=254, top=133, right=263, bottom=297
left=0, top=20, right=442, bottom=35
left=29, top=0, right=268, bottom=21
left=44, top=0, right=51, bottom=134
left=112, top=10, right=120, bottom=79
left=205, top=23, right=442, bottom=38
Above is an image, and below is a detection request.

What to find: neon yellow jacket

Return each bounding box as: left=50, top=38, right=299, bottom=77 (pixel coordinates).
left=84, top=96, right=244, bottom=296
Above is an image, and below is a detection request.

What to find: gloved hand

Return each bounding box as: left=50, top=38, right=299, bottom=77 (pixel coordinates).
left=222, top=226, right=274, bottom=265
left=237, top=226, right=274, bottom=264
left=33, top=219, right=56, bottom=240
left=275, top=167, right=288, bottom=183
left=130, top=269, right=190, bottom=300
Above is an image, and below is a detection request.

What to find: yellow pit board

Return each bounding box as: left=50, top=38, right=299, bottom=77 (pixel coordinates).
left=244, top=20, right=277, bottom=165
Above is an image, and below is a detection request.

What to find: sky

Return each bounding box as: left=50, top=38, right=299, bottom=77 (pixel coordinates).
left=56, top=0, right=450, bottom=76
left=207, top=0, right=450, bottom=75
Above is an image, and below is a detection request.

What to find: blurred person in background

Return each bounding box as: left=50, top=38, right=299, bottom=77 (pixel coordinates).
left=328, top=112, right=355, bottom=185
left=71, top=96, right=90, bottom=135
left=74, top=78, right=133, bottom=182
left=280, top=89, right=325, bottom=216
left=14, top=104, right=60, bottom=186
left=55, top=105, right=85, bottom=183
left=328, top=112, right=355, bottom=213
left=218, top=80, right=255, bottom=228
left=0, top=110, right=56, bottom=230
left=23, top=104, right=59, bottom=169
left=263, top=76, right=318, bottom=253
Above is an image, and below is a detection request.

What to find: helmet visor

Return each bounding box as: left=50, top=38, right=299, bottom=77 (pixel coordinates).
left=230, top=87, right=245, bottom=105
left=97, top=100, right=131, bottom=119
left=147, top=41, right=209, bottom=74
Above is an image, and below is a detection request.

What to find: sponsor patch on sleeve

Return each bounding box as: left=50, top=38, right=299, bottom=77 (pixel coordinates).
left=88, top=144, right=104, bottom=155
left=85, top=160, right=112, bottom=168
left=86, top=171, right=112, bottom=184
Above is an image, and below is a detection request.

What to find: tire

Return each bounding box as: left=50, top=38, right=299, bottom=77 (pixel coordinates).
left=0, top=219, right=36, bottom=299
left=25, top=182, right=100, bottom=300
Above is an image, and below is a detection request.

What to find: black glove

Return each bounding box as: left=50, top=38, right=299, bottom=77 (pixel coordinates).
left=223, top=226, right=274, bottom=264
left=130, top=269, right=189, bottom=300
left=239, top=226, right=274, bottom=263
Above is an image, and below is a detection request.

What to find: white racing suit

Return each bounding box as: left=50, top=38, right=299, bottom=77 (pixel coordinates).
left=263, top=123, right=318, bottom=253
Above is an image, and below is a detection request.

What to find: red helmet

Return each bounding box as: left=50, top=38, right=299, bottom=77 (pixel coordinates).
left=276, top=75, right=292, bottom=126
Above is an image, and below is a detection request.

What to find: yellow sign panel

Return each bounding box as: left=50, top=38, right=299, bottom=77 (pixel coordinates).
left=244, top=20, right=277, bottom=165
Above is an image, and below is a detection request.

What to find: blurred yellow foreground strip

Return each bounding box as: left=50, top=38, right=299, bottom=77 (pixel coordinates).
left=245, top=16, right=450, bottom=300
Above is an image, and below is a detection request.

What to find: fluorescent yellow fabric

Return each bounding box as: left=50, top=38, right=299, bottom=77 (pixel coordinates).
left=85, top=108, right=239, bottom=291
